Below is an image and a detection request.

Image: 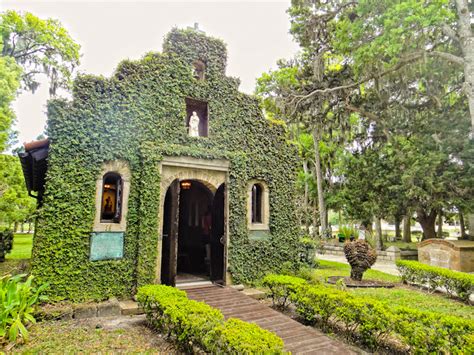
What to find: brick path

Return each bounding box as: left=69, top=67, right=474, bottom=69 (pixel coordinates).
left=184, top=285, right=357, bottom=354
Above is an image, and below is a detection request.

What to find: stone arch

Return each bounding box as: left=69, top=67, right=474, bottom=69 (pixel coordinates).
left=156, top=157, right=229, bottom=283
left=161, top=170, right=219, bottom=196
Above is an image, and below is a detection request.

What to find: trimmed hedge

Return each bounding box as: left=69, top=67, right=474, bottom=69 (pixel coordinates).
left=262, top=274, right=307, bottom=307
left=219, top=318, right=285, bottom=353
left=396, top=260, right=474, bottom=302
left=264, top=274, right=474, bottom=353
left=137, top=285, right=284, bottom=353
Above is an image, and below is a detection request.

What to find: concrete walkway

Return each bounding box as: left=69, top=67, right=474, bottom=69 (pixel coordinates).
left=316, top=253, right=400, bottom=276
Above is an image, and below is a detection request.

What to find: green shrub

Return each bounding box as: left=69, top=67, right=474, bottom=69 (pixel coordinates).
left=394, top=306, right=474, bottom=353
left=0, top=274, right=48, bottom=344
left=338, top=225, right=359, bottom=240
left=0, top=230, right=14, bottom=262
left=262, top=274, right=307, bottom=308
left=137, top=285, right=285, bottom=353
left=217, top=318, right=285, bottom=354
left=264, top=274, right=474, bottom=352
left=291, top=284, right=346, bottom=326
left=396, top=260, right=474, bottom=302
left=298, top=236, right=319, bottom=268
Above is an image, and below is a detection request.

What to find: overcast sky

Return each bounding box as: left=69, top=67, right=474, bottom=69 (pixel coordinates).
left=2, top=0, right=300, bottom=146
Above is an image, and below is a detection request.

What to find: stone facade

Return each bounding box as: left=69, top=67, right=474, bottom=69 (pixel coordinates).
left=418, top=239, right=474, bottom=272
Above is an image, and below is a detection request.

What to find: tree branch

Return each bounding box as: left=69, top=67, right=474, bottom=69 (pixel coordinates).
left=427, top=50, right=464, bottom=65
left=441, top=24, right=460, bottom=43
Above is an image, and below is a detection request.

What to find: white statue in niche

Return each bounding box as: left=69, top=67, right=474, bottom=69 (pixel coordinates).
left=189, top=111, right=200, bottom=137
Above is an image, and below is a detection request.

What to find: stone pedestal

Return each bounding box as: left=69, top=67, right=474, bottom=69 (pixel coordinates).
left=418, top=239, right=474, bottom=272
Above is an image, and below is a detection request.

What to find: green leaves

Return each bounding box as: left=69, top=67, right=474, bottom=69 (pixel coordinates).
left=267, top=274, right=474, bottom=352
left=0, top=274, right=48, bottom=344
left=0, top=10, right=80, bottom=94
left=396, top=260, right=474, bottom=302
left=0, top=155, right=36, bottom=226
left=137, top=285, right=285, bottom=353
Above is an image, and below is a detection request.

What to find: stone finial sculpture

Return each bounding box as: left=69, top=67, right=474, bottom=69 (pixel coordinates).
left=343, top=239, right=377, bottom=281
left=189, top=111, right=200, bottom=137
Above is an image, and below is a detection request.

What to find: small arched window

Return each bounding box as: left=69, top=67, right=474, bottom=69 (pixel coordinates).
left=251, top=184, right=263, bottom=223
left=248, top=180, right=269, bottom=231
left=101, top=173, right=123, bottom=223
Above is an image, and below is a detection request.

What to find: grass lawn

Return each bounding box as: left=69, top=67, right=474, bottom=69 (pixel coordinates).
left=12, top=318, right=176, bottom=353
left=312, top=260, right=472, bottom=320
left=8, top=233, right=33, bottom=259
left=0, top=234, right=32, bottom=276
left=349, top=287, right=474, bottom=320
left=313, top=260, right=400, bottom=283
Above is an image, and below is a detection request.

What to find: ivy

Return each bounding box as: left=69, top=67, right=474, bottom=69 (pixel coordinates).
left=32, top=28, right=300, bottom=301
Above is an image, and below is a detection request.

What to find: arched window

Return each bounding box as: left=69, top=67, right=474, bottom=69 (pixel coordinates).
left=247, top=180, right=269, bottom=231
left=100, top=172, right=123, bottom=223
left=251, top=184, right=263, bottom=223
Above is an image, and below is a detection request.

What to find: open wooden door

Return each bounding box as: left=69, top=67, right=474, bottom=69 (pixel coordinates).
left=160, top=179, right=180, bottom=286
left=211, top=183, right=225, bottom=282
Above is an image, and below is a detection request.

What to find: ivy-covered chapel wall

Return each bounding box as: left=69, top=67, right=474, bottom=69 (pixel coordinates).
left=32, top=28, right=300, bottom=301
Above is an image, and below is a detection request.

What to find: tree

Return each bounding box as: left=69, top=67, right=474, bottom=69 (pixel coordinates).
left=0, top=10, right=80, bottom=151
left=0, top=154, right=36, bottom=229
left=0, top=56, right=21, bottom=150
left=337, top=0, right=474, bottom=133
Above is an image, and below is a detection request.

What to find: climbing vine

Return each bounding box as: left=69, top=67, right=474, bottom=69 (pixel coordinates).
left=33, top=28, right=300, bottom=301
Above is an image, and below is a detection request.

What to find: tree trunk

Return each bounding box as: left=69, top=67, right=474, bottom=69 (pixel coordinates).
left=375, top=217, right=383, bottom=250
left=312, top=127, right=327, bottom=235
left=394, top=215, right=401, bottom=240
left=437, top=210, right=443, bottom=238
left=312, top=203, right=318, bottom=237
left=28, top=221, right=32, bottom=234
left=402, top=215, right=412, bottom=243
left=13, top=222, right=18, bottom=233
left=417, top=208, right=437, bottom=240
left=459, top=211, right=466, bottom=239
left=20, top=222, right=24, bottom=233
left=455, top=0, right=474, bottom=133
left=302, top=160, right=310, bottom=230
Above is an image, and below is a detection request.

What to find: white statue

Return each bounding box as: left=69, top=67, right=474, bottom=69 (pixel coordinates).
left=189, top=111, right=200, bottom=137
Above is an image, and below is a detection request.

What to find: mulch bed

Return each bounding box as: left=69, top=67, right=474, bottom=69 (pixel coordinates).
left=327, top=276, right=395, bottom=288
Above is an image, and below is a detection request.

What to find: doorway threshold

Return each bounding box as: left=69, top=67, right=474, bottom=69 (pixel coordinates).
left=177, top=280, right=213, bottom=289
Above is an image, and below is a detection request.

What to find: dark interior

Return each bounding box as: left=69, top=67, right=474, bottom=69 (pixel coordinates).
left=161, top=179, right=225, bottom=285
left=177, top=180, right=213, bottom=276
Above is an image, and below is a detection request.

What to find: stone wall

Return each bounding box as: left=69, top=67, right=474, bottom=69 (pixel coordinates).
left=418, top=239, right=474, bottom=272
left=322, top=244, right=418, bottom=262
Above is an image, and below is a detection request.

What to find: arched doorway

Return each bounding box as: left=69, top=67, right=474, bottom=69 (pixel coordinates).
left=160, top=179, right=226, bottom=286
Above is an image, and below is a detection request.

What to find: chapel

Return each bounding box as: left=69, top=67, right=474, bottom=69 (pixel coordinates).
left=19, top=27, right=300, bottom=301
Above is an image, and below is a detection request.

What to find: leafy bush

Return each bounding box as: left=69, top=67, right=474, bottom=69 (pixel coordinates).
left=0, top=230, right=14, bottom=262
left=262, top=274, right=307, bottom=308
left=298, top=236, right=319, bottom=268
left=217, top=318, right=284, bottom=353
left=0, top=274, right=48, bottom=344
left=394, top=306, right=474, bottom=353
left=137, top=285, right=285, bottom=353
left=263, top=274, right=474, bottom=352
left=396, top=260, right=474, bottom=302
left=338, top=225, right=359, bottom=240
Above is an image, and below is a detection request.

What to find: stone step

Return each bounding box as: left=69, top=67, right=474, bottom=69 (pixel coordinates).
left=119, top=300, right=144, bottom=316
left=242, top=288, right=266, bottom=300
